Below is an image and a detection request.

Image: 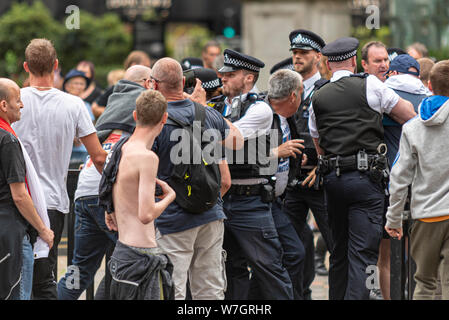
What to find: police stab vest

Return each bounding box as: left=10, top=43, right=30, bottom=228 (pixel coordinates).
left=221, top=94, right=274, bottom=180
left=311, top=73, right=384, bottom=156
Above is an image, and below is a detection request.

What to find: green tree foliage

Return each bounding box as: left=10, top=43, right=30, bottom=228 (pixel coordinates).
left=59, top=11, right=132, bottom=71
left=0, top=1, right=132, bottom=86
left=0, top=1, right=63, bottom=81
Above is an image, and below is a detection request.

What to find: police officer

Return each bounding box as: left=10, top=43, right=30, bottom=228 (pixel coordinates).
left=218, top=49, right=294, bottom=300
left=309, top=37, right=416, bottom=300
left=269, top=57, right=294, bottom=74
left=282, top=29, right=332, bottom=300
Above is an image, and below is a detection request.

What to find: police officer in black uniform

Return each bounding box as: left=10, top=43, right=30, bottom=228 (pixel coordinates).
left=218, top=49, right=294, bottom=299
left=282, top=29, right=332, bottom=300
left=309, top=37, right=416, bottom=300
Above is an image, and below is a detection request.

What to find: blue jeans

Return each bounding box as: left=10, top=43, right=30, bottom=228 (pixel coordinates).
left=11, top=234, right=34, bottom=300
left=223, top=194, right=293, bottom=300
left=58, top=196, right=117, bottom=300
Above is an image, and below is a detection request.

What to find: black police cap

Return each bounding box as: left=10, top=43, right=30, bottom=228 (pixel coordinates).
left=322, top=37, right=359, bottom=62
left=181, top=57, right=203, bottom=71
left=192, top=67, right=222, bottom=91
left=270, top=57, right=294, bottom=74
left=219, top=49, right=265, bottom=73
left=289, top=29, right=326, bottom=52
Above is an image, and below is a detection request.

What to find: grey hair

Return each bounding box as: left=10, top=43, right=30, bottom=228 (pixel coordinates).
left=267, top=69, right=303, bottom=100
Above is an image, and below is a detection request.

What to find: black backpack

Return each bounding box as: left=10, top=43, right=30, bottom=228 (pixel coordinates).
left=166, top=102, right=221, bottom=214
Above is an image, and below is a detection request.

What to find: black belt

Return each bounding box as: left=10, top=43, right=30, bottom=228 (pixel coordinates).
left=322, top=154, right=376, bottom=174
left=229, top=184, right=263, bottom=196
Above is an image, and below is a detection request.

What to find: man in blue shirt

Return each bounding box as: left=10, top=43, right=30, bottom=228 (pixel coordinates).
left=150, top=57, right=242, bottom=300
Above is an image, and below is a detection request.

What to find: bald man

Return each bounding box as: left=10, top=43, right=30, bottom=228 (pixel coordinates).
left=150, top=57, right=244, bottom=299
left=57, top=65, right=152, bottom=300
left=0, top=78, right=54, bottom=300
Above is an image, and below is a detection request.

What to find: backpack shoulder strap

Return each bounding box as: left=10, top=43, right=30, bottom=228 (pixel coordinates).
left=167, top=114, right=189, bottom=128
left=193, top=102, right=206, bottom=131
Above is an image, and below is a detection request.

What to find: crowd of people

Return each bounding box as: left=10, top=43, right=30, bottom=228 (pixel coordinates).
left=1, top=29, right=448, bottom=301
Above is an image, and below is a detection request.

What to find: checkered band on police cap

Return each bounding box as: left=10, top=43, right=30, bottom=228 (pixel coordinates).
left=322, top=37, right=359, bottom=62
left=326, top=49, right=358, bottom=62
left=202, top=78, right=221, bottom=90
left=224, top=54, right=261, bottom=72
left=291, top=34, right=322, bottom=51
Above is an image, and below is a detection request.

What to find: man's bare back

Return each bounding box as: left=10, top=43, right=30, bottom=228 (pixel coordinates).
left=112, top=139, right=175, bottom=248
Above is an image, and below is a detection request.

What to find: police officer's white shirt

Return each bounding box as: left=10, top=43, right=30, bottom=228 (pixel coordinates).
left=302, top=71, right=322, bottom=101
left=224, top=86, right=274, bottom=185
left=308, top=70, right=400, bottom=139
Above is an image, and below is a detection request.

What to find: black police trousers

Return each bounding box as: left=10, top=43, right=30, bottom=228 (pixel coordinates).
left=283, top=186, right=332, bottom=299
left=323, top=170, right=384, bottom=300
left=223, top=194, right=294, bottom=300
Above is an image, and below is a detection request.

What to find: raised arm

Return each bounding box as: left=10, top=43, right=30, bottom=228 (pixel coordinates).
left=388, top=98, right=417, bottom=125
left=221, top=118, right=244, bottom=150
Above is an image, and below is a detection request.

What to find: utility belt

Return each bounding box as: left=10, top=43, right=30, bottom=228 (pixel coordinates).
left=317, top=145, right=390, bottom=194
left=229, top=177, right=277, bottom=203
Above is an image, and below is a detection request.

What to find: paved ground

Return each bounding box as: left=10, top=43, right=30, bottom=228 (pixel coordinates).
left=56, top=240, right=330, bottom=300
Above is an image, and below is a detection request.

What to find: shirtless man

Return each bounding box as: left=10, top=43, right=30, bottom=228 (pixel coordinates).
left=104, top=89, right=176, bottom=300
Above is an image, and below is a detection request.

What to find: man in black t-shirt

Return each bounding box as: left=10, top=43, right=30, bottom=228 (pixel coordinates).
left=0, top=78, right=53, bottom=299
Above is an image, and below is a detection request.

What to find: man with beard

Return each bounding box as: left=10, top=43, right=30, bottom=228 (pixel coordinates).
left=218, top=49, right=294, bottom=299
left=282, top=29, right=332, bottom=300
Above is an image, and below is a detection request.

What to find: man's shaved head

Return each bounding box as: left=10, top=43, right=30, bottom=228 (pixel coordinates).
left=124, top=65, right=152, bottom=84
left=151, top=57, right=183, bottom=91
left=0, top=78, right=20, bottom=102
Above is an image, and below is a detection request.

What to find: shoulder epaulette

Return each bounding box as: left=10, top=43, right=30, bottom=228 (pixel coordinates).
left=313, top=78, right=330, bottom=90
left=350, top=72, right=369, bottom=78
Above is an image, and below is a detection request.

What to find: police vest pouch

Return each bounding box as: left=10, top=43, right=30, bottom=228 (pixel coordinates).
left=167, top=103, right=221, bottom=214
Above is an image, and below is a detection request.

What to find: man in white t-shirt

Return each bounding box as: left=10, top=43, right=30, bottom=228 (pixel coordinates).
left=12, top=39, right=107, bottom=300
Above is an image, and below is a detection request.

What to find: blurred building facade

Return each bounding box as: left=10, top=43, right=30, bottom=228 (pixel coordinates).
left=1, top=0, right=448, bottom=85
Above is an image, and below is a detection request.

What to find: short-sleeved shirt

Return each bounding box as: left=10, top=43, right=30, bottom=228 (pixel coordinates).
left=0, top=129, right=26, bottom=205
left=12, top=87, right=96, bottom=213
left=152, top=99, right=229, bottom=235
left=308, top=70, right=400, bottom=139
